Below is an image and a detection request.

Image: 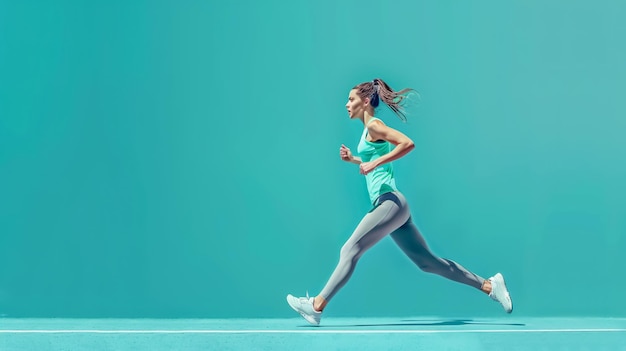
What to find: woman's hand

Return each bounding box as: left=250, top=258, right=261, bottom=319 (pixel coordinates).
left=339, top=144, right=353, bottom=162
left=359, top=161, right=378, bottom=175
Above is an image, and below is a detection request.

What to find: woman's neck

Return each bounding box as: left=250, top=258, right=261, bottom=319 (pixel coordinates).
left=362, top=110, right=375, bottom=126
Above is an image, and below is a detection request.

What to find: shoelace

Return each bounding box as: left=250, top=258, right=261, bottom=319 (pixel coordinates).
left=300, top=291, right=312, bottom=303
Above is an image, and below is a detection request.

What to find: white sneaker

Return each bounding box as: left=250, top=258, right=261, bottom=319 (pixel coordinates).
left=286, top=292, right=322, bottom=326
left=488, top=273, right=513, bottom=313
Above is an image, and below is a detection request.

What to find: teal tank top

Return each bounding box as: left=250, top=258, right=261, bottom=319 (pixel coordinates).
left=356, top=117, right=398, bottom=204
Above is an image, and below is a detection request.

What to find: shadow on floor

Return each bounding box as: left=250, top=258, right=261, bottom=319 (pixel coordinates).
left=303, top=319, right=526, bottom=328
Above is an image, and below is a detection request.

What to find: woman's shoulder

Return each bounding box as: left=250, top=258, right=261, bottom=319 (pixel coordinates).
left=366, top=118, right=387, bottom=133
left=366, top=117, right=386, bottom=127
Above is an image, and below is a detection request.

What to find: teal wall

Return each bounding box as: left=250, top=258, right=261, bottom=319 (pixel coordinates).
left=1, top=0, right=625, bottom=319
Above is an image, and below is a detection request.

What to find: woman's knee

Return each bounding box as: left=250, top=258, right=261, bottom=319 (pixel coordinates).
left=416, top=258, right=448, bottom=274
left=339, top=243, right=361, bottom=263
left=416, top=260, right=436, bottom=273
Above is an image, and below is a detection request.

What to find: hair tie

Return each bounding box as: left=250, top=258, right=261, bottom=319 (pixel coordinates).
left=370, top=81, right=380, bottom=107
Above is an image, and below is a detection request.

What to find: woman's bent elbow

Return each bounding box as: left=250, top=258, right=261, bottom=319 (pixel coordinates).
left=405, top=140, right=415, bottom=151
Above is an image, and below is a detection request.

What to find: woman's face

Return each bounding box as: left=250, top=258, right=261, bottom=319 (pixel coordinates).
left=345, top=89, right=369, bottom=119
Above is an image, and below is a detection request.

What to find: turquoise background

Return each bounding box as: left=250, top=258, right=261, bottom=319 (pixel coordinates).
left=1, top=0, right=625, bottom=319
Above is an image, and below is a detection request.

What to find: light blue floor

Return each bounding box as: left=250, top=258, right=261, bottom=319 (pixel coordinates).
left=1, top=317, right=625, bottom=350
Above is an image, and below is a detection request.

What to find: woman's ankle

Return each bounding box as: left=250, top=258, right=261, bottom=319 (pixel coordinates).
left=481, top=280, right=492, bottom=294
left=313, top=296, right=327, bottom=312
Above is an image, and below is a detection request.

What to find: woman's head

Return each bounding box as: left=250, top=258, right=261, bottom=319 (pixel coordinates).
left=345, top=78, right=417, bottom=122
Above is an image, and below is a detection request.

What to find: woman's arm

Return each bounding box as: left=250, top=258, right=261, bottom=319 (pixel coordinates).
left=360, top=120, right=414, bottom=174
left=349, top=156, right=362, bottom=165
left=340, top=144, right=362, bottom=165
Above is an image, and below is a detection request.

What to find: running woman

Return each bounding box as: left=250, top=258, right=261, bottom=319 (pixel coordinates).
left=286, top=78, right=513, bottom=326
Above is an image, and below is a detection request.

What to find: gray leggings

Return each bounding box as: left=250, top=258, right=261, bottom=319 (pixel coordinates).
left=319, top=191, right=485, bottom=302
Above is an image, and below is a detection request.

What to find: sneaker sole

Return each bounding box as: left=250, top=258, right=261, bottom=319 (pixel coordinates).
left=493, top=273, right=513, bottom=313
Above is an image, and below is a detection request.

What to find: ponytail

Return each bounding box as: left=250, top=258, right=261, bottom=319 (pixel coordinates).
left=353, top=78, right=418, bottom=122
